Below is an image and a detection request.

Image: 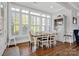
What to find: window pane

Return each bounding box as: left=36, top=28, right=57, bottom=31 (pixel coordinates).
left=34, top=26, right=39, bottom=33
left=37, top=26, right=40, bottom=32
left=42, top=26, right=45, bottom=31
left=14, top=25, right=19, bottom=33
left=11, top=7, right=16, bottom=11
left=34, top=16, right=36, bottom=25
left=42, top=18, right=46, bottom=32
left=30, top=12, right=40, bottom=16
left=31, top=26, right=34, bottom=33
left=34, top=26, right=36, bottom=33
left=37, top=17, right=40, bottom=25
left=22, top=14, right=28, bottom=24
left=31, top=16, right=36, bottom=25
left=47, top=18, right=51, bottom=25
left=31, top=16, right=34, bottom=25
left=47, top=18, right=51, bottom=32
left=42, top=18, right=45, bottom=25
left=22, top=10, right=29, bottom=13
left=15, top=16, right=19, bottom=24
left=16, top=8, right=20, bottom=12
left=41, top=14, right=46, bottom=17
left=35, top=26, right=38, bottom=33
left=11, top=8, right=20, bottom=12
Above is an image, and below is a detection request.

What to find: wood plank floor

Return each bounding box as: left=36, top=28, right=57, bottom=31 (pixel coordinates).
left=3, top=42, right=79, bottom=56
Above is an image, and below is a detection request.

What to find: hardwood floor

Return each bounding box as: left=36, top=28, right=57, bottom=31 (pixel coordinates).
left=3, top=42, right=79, bottom=56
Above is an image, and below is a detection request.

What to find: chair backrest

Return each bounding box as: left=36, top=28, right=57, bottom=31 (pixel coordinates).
left=29, top=31, right=34, bottom=42
left=50, top=34, right=55, bottom=39
left=49, top=33, right=56, bottom=41
left=41, top=35, right=49, bottom=41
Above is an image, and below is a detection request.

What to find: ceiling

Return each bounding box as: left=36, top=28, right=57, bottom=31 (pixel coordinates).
left=57, top=2, right=79, bottom=12
left=14, top=2, right=65, bottom=14
left=14, top=2, right=79, bottom=14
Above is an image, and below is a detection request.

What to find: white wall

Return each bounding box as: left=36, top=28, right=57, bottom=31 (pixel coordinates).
left=0, top=3, right=7, bottom=56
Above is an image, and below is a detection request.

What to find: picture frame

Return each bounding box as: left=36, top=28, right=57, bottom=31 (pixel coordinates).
left=73, top=17, right=77, bottom=24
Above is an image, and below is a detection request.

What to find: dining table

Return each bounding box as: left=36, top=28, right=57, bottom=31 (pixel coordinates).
left=31, top=32, right=57, bottom=50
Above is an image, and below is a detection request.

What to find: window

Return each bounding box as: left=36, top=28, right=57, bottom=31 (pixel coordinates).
left=22, top=14, right=29, bottom=34
left=31, top=16, right=40, bottom=34
left=11, top=7, right=20, bottom=35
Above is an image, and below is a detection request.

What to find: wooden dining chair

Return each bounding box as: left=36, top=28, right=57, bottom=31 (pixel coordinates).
left=39, top=35, right=49, bottom=48
left=29, top=31, right=40, bottom=49
left=49, top=33, right=56, bottom=47
left=29, top=31, right=35, bottom=47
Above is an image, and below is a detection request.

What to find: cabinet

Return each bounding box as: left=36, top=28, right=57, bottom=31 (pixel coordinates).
left=54, top=15, right=66, bottom=42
